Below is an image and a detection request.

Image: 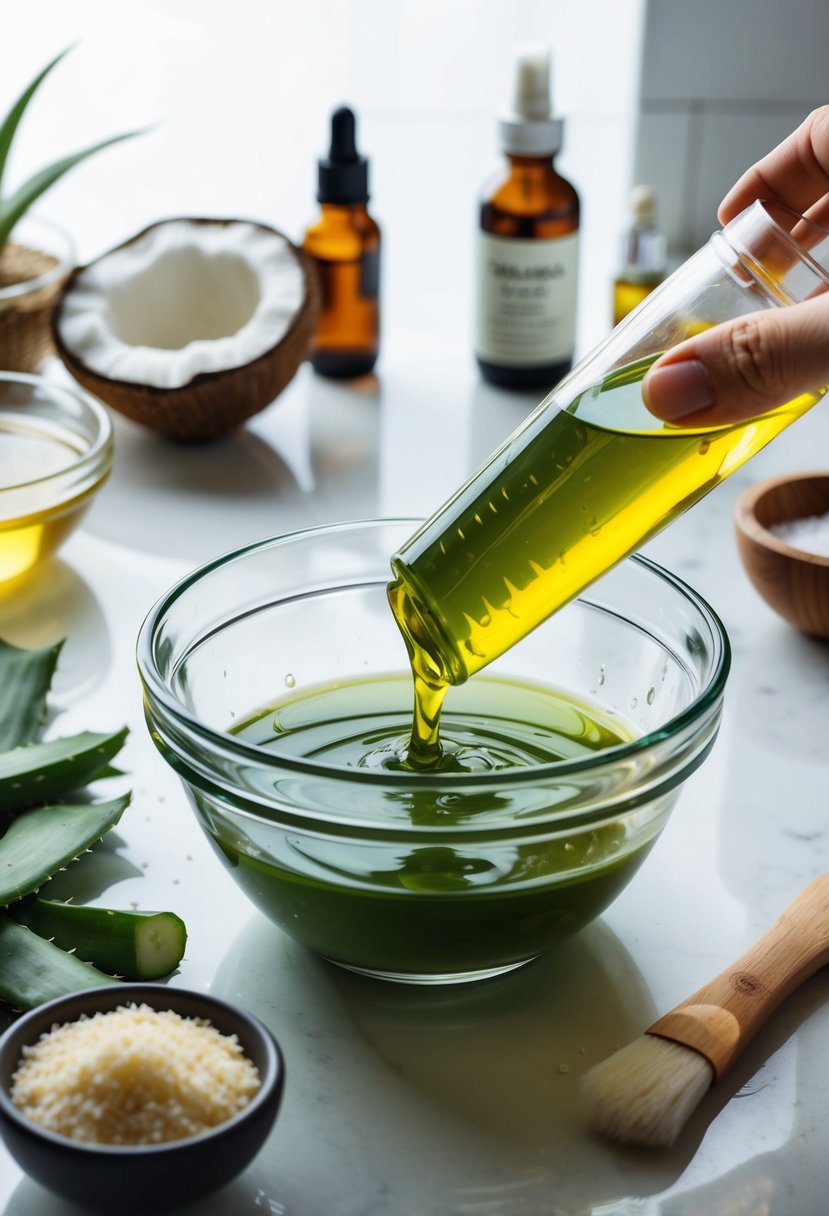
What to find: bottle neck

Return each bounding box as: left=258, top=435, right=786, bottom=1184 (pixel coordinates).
left=715, top=200, right=829, bottom=306
left=623, top=227, right=666, bottom=278
left=319, top=202, right=370, bottom=224
left=504, top=153, right=558, bottom=184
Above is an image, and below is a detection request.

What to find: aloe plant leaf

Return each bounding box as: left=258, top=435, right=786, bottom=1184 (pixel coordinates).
left=0, top=794, right=129, bottom=906
left=0, top=129, right=143, bottom=250
left=0, top=913, right=113, bottom=1009
left=0, top=47, right=71, bottom=204
left=0, top=728, right=128, bottom=814
left=0, top=638, right=63, bottom=751
left=12, top=900, right=187, bottom=981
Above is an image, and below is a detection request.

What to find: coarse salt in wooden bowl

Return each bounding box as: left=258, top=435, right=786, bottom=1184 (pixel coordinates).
left=734, top=471, right=829, bottom=639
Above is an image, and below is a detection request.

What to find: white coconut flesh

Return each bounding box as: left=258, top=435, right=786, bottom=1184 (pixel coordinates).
left=56, top=220, right=307, bottom=390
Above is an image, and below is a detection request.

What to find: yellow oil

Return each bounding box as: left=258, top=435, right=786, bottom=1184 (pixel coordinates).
left=390, top=354, right=823, bottom=765
left=612, top=276, right=661, bottom=326
left=0, top=414, right=103, bottom=583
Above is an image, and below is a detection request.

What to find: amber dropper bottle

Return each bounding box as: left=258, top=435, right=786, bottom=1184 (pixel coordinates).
left=303, top=106, right=381, bottom=378
left=612, top=185, right=667, bottom=325
left=475, top=46, right=580, bottom=390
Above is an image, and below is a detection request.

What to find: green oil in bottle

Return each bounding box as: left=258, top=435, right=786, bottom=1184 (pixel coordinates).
left=389, top=354, right=822, bottom=765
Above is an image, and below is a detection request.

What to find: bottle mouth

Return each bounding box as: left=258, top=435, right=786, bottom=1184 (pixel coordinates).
left=720, top=200, right=829, bottom=305
left=387, top=571, right=467, bottom=689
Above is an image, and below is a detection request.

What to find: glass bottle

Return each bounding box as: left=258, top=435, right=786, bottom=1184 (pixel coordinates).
left=475, top=46, right=580, bottom=390
left=391, top=201, right=829, bottom=694
left=612, top=184, right=667, bottom=326
left=303, top=106, right=380, bottom=378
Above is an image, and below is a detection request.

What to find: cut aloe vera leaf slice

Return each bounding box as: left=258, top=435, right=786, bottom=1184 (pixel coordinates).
left=12, top=900, right=187, bottom=980
left=0, top=913, right=114, bottom=1009
left=0, top=728, right=128, bottom=814
left=0, top=794, right=130, bottom=906
left=0, top=638, right=63, bottom=751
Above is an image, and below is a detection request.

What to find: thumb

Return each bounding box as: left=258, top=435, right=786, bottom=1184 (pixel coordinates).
left=642, top=293, right=829, bottom=426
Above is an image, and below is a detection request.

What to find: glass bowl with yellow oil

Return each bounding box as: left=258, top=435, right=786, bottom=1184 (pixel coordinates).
left=0, top=372, right=113, bottom=582
left=138, top=519, right=729, bottom=985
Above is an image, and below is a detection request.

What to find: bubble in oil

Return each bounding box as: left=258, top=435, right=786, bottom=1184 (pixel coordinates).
left=698, top=439, right=711, bottom=456
left=285, top=673, right=296, bottom=689
left=646, top=686, right=655, bottom=705
left=597, top=664, right=606, bottom=687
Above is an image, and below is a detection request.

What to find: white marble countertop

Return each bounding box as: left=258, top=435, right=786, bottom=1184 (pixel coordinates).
left=1, top=329, right=828, bottom=1216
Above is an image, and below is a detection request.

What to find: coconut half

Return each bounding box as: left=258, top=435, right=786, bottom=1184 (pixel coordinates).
left=52, top=218, right=320, bottom=440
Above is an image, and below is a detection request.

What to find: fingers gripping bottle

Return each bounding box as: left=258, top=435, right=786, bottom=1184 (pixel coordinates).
left=394, top=202, right=829, bottom=760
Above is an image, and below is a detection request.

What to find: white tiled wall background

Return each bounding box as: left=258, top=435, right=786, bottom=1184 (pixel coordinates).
left=634, top=0, right=829, bottom=255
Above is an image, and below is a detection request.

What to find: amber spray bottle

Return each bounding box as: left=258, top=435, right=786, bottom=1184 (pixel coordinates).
left=302, top=106, right=380, bottom=378
left=475, top=46, right=580, bottom=390
left=612, top=185, right=667, bottom=325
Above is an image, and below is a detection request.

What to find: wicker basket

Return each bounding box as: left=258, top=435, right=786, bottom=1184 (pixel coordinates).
left=0, top=218, right=75, bottom=373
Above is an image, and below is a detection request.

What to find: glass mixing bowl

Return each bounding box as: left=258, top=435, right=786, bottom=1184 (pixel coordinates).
left=0, top=371, right=113, bottom=582
left=138, top=519, right=729, bottom=985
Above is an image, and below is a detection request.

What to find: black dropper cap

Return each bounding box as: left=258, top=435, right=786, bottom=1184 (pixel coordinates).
left=317, top=106, right=370, bottom=205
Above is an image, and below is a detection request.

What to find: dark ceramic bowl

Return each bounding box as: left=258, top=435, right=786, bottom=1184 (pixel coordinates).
left=0, top=984, right=284, bottom=1214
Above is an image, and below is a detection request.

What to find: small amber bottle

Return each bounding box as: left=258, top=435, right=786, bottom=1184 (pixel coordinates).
left=303, top=106, right=380, bottom=378
left=612, top=185, right=667, bottom=326
left=475, top=47, right=580, bottom=390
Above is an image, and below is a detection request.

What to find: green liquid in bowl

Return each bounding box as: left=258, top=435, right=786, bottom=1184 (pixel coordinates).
left=192, top=674, right=662, bottom=981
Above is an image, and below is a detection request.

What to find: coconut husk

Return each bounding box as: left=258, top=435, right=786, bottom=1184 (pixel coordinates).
left=52, top=218, right=322, bottom=442
left=0, top=243, right=65, bottom=373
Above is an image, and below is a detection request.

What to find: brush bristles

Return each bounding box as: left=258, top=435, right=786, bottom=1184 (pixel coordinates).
left=581, top=1034, right=714, bottom=1148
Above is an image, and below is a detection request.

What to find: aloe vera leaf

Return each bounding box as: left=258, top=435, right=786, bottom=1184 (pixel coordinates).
left=0, top=794, right=129, bottom=906
left=12, top=899, right=187, bottom=980
left=0, top=913, right=113, bottom=1009
left=0, top=47, right=71, bottom=203
left=0, top=130, right=143, bottom=250
left=0, top=727, right=128, bottom=814
left=0, top=637, right=63, bottom=751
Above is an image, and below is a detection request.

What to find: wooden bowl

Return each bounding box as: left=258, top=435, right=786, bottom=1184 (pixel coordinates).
left=734, top=471, right=829, bottom=638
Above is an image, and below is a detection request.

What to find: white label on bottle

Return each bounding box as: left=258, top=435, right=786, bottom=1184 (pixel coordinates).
left=475, top=231, right=579, bottom=366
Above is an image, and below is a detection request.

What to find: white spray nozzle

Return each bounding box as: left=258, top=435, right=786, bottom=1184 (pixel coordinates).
left=631, top=185, right=658, bottom=229
left=499, top=43, right=563, bottom=157
left=512, top=45, right=552, bottom=121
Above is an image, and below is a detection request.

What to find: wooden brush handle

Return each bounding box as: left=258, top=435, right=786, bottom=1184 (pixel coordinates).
left=648, top=874, right=829, bottom=1080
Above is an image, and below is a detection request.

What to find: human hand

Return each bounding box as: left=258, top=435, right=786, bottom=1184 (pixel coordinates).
left=643, top=106, right=829, bottom=425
